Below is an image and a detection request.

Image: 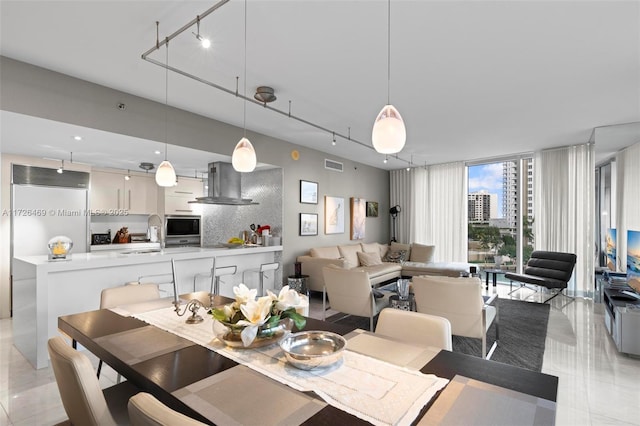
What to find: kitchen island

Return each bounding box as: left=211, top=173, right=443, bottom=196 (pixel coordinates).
left=12, top=245, right=282, bottom=369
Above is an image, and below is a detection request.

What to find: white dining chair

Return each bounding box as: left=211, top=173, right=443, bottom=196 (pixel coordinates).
left=412, top=275, right=498, bottom=359
left=48, top=336, right=138, bottom=426
left=375, top=308, right=453, bottom=351
left=128, top=392, right=208, bottom=426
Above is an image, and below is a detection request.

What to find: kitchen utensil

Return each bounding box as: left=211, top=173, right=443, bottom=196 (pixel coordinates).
left=280, top=331, right=346, bottom=370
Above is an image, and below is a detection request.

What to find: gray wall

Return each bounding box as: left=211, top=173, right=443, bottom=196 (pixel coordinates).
left=0, top=56, right=390, bottom=295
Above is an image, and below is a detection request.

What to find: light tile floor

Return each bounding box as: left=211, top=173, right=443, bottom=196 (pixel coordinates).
left=1, top=283, right=638, bottom=425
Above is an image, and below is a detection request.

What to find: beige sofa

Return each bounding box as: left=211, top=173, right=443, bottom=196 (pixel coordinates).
left=297, top=242, right=472, bottom=292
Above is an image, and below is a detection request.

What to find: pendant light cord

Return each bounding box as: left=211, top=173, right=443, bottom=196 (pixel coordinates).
left=165, top=38, right=169, bottom=161
left=243, top=0, right=247, bottom=137
left=387, top=0, right=391, bottom=105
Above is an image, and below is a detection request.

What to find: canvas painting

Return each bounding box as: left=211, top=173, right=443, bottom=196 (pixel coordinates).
left=324, top=196, right=344, bottom=234
left=350, top=197, right=366, bottom=240
left=366, top=201, right=379, bottom=217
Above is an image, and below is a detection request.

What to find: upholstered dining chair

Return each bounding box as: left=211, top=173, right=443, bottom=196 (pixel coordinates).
left=412, top=275, right=498, bottom=359
left=48, top=336, right=139, bottom=426
left=375, top=308, right=453, bottom=351
left=322, top=265, right=391, bottom=331
left=96, top=283, right=161, bottom=379
left=128, top=392, right=207, bottom=426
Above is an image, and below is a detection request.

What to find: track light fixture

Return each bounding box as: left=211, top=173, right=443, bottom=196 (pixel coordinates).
left=192, top=15, right=211, bottom=48
left=57, top=159, right=64, bottom=174
left=384, top=155, right=388, bottom=164
left=332, top=132, right=336, bottom=146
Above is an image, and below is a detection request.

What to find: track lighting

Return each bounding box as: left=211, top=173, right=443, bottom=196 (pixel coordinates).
left=193, top=15, right=210, bottom=48
left=332, top=132, right=336, bottom=146
left=125, top=170, right=131, bottom=181
left=384, top=155, right=388, bottom=164
left=57, top=160, right=64, bottom=174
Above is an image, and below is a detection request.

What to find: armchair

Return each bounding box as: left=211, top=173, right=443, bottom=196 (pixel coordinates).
left=322, top=265, right=391, bottom=331
left=412, top=276, right=498, bottom=359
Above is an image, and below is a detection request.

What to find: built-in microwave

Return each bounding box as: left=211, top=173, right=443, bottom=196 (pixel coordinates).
left=164, top=215, right=201, bottom=247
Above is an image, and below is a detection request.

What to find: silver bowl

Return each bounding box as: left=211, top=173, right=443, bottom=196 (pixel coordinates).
left=279, top=331, right=347, bottom=370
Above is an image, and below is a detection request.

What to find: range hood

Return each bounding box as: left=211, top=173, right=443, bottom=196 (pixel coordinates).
left=189, top=162, right=258, bottom=205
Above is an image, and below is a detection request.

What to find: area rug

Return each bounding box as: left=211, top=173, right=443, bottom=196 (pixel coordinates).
left=326, top=298, right=550, bottom=372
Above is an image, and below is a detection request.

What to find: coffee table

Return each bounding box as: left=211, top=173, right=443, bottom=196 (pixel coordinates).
left=484, top=269, right=503, bottom=290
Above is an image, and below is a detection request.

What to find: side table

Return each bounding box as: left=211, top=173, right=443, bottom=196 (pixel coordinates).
left=287, top=274, right=309, bottom=297
left=484, top=269, right=503, bottom=290
left=389, top=294, right=416, bottom=311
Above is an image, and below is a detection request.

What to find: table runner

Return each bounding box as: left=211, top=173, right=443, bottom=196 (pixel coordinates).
left=133, top=306, right=449, bottom=426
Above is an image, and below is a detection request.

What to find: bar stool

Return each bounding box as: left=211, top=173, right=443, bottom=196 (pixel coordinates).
left=242, top=262, right=279, bottom=296
left=210, top=265, right=238, bottom=296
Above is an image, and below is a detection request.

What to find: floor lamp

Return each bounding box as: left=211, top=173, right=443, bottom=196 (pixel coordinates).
left=390, top=205, right=401, bottom=243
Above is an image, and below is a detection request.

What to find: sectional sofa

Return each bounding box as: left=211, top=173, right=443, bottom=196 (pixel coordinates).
left=297, top=242, right=472, bottom=292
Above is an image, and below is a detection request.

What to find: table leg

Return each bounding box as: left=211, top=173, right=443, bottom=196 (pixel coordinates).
left=485, top=272, right=489, bottom=290
left=493, top=273, right=497, bottom=287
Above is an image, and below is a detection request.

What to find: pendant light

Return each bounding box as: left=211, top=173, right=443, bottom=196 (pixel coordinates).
left=232, top=0, right=257, bottom=173
left=156, top=35, right=177, bottom=187
left=372, top=0, right=406, bottom=154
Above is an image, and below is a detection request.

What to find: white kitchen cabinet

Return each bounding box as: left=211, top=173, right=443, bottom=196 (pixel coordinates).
left=90, top=169, right=158, bottom=214
left=163, top=177, right=204, bottom=215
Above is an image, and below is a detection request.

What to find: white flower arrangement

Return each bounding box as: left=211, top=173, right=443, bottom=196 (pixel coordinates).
left=211, top=284, right=306, bottom=347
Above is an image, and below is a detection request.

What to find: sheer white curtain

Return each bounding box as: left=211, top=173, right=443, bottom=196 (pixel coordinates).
left=390, top=162, right=467, bottom=262
left=534, top=143, right=594, bottom=296
left=615, top=141, right=640, bottom=270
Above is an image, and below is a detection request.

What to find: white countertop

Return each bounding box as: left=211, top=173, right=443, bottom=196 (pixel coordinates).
left=14, top=245, right=283, bottom=272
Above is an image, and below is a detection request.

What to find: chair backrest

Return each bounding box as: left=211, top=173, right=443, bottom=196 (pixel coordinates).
left=412, top=275, right=485, bottom=338
left=214, top=265, right=237, bottom=277
left=524, top=251, right=577, bottom=283
left=260, top=262, right=279, bottom=273
left=322, top=266, right=375, bottom=317
left=100, top=283, right=161, bottom=309
left=128, top=392, right=207, bottom=426
left=375, top=308, right=452, bottom=350
left=47, top=336, right=117, bottom=426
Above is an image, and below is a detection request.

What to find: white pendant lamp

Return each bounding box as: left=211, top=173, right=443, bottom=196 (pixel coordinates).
left=232, top=137, right=257, bottom=172
left=372, top=105, right=406, bottom=154
left=156, top=34, right=177, bottom=187
left=155, top=156, right=176, bottom=187
left=232, top=0, right=256, bottom=173
left=372, top=0, right=406, bottom=154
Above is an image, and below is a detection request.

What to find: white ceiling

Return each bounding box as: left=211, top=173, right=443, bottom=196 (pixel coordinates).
left=1, top=0, right=639, bottom=172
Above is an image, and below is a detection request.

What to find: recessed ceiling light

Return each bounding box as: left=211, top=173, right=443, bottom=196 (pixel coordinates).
left=73, top=135, right=82, bottom=141
left=154, top=150, right=161, bottom=155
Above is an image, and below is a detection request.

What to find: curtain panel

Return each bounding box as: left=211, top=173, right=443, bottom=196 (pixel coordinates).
left=534, top=143, right=594, bottom=296
left=390, top=162, right=467, bottom=262
left=615, top=141, right=640, bottom=271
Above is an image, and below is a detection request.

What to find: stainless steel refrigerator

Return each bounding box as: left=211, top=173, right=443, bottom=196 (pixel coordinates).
left=10, top=164, right=90, bottom=302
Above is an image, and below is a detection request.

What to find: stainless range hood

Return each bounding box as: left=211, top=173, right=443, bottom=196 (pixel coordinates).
left=189, top=162, right=258, bottom=205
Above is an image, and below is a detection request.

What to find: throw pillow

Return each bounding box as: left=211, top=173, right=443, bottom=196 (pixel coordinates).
left=356, top=251, right=382, bottom=267
left=390, top=242, right=411, bottom=260
left=410, top=243, right=435, bottom=263
left=383, top=249, right=407, bottom=263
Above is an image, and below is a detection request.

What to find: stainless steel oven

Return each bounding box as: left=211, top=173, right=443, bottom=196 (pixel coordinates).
left=164, top=215, right=201, bottom=247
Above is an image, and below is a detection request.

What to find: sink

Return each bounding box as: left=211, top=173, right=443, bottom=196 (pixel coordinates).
left=120, top=249, right=162, bottom=255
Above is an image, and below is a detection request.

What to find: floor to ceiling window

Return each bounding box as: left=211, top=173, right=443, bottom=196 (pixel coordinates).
left=467, top=157, right=535, bottom=283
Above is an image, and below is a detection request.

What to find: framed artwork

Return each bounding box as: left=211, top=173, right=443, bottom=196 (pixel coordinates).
left=366, top=201, right=379, bottom=217
left=299, top=213, right=318, bottom=236
left=300, top=180, right=318, bottom=204
left=324, top=196, right=345, bottom=234
left=350, top=197, right=366, bottom=240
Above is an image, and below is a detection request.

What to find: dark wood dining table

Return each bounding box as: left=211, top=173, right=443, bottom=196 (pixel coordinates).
left=58, top=292, right=558, bottom=425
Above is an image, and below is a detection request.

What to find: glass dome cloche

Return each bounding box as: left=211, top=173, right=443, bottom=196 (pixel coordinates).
left=47, top=236, right=73, bottom=260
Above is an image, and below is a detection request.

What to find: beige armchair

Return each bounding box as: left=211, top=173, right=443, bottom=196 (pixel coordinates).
left=48, top=336, right=138, bottom=426
left=375, top=308, right=453, bottom=351
left=128, top=392, right=207, bottom=426
left=412, top=275, right=498, bottom=359
left=322, top=265, right=390, bottom=331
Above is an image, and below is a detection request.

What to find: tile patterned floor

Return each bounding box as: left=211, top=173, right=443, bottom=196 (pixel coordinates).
left=1, top=283, right=639, bottom=425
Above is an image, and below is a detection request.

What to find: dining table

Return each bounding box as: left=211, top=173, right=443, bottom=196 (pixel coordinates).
left=58, top=292, right=559, bottom=425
